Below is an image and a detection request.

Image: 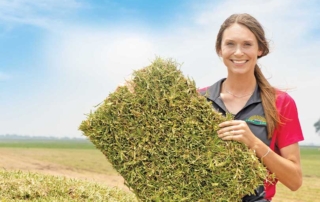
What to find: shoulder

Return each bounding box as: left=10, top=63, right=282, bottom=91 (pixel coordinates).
left=275, top=89, right=297, bottom=111
left=275, top=89, right=294, bottom=102
left=197, top=78, right=226, bottom=98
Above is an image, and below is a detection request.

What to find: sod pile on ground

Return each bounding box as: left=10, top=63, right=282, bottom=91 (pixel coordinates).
left=0, top=170, right=138, bottom=202
left=79, top=58, right=267, bottom=201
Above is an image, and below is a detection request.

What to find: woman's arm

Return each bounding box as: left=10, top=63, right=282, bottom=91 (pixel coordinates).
left=252, top=140, right=302, bottom=191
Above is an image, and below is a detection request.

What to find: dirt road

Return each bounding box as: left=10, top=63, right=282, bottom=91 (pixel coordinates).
left=0, top=148, right=130, bottom=192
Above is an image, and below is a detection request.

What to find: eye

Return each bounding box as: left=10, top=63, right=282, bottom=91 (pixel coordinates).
left=226, top=42, right=234, bottom=46
left=244, top=43, right=252, bottom=46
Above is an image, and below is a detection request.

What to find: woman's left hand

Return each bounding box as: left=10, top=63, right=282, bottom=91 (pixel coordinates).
left=217, top=120, right=258, bottom=149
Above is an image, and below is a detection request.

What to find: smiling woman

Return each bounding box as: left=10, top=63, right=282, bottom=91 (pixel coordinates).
left=199, top=13, right=304, bottom=201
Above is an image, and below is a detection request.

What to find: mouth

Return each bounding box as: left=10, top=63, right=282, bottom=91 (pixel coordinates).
left=230, top=60, right=248, bottom=64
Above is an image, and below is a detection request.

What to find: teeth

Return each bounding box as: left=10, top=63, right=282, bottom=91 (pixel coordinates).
left=232, top=60, right=246, bottom=64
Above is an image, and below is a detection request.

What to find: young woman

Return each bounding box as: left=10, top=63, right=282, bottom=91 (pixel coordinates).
left=199, top=13, right=304, bottom=201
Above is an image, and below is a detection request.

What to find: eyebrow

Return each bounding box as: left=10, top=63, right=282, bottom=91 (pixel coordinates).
left=224, top=39, right=255, bottom=43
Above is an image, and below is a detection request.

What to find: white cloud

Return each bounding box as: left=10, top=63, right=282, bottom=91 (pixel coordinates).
left=44, top=28, right=158, bottom=100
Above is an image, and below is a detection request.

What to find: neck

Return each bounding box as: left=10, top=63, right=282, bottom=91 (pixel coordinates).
left=222, top=75, right=256, bottom=97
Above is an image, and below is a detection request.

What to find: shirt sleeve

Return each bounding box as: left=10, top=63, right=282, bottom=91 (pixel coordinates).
left=275, top=92, right=304, bottom=149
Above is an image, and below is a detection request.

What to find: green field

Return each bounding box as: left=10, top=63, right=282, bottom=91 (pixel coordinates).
left=0, top=139, right=95, bottom=149
left=0, top=139, right=319, bottom=201
left=274, top=146, right=320, bottom=202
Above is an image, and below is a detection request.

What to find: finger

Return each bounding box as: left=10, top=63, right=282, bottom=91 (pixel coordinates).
left=220, top=132, right=237, bottom=141
left=217, top=125, right=240, bottom=135
left=219, top=120, right=243, bottom=128
left=218, top=120, right=233, bottom=128
left=230, top=129, right=245, bottom=136
left=218, top=128, right=244, bottom=138
left=218, top=130, right=234, bottom=138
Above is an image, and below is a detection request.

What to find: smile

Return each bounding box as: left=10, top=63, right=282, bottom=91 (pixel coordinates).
left=231, top=60, right=248, bottom=64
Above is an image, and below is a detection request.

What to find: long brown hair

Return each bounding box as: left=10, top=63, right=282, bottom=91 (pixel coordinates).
left=215, top=13, right=280, bottom=139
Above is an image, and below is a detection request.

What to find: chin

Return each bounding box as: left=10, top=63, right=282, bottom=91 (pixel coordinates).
left=229, top=68, right=252, bottom=76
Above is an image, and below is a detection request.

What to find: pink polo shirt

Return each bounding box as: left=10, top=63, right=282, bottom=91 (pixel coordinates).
left=265, top=90, right=304, bottom=200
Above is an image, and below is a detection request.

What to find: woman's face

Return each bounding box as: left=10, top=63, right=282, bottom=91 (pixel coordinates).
left=219, top=23, right=262, bottom=76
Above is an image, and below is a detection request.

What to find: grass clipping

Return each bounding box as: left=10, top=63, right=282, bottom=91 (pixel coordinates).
left=79, top=58, right=267, bottom=201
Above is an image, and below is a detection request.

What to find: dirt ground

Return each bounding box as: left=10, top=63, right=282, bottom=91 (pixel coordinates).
left=0, top=149, right=130, bottom=192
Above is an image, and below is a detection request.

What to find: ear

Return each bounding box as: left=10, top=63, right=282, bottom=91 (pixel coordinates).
left=258, top=50, right=263, bottom=57
left=218, top=50, right=222, bottom=57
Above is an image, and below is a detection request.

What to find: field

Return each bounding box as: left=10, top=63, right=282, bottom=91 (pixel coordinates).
left=0, top=139, right=129, bottom=191
left=273, top=146, right=320, bottom=202
left=0, top=139, right=319, bottom=201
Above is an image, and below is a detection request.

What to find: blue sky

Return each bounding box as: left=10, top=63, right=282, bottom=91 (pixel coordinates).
left=1, top=0, right=320, bottom=145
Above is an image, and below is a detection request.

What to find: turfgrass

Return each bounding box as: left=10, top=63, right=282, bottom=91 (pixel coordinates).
left=79, top=58, right=266, bottom=201
left=0, top=170, right=137, bottom=202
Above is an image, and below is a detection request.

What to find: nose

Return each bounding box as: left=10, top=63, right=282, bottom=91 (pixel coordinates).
left=234, top=45, right=244, bottom=56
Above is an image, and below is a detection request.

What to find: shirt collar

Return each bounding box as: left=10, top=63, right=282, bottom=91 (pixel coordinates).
left=205, top=78, right=262, bottom=109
